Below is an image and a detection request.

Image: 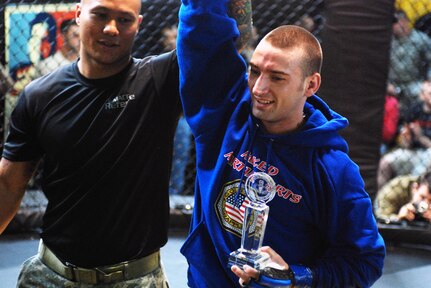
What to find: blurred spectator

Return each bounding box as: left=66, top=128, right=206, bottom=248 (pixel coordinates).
left=161, top=25, right=177, bottom=52
left=381, top=84, right=400, bottom=153
left=388, top=9, right=431, bottom=120
left=395, top=0, right=431, bottom=27
left=294, top=0, right=324, bottom=41
left=296, top=13, right=323, bottom=42
left=35, top=18, right=79, bottom=78
left=297, top=14, right=316, bottom=33
left=378, top=80, right=431, bottom=188
left=374, top=170, right=431, bottom=223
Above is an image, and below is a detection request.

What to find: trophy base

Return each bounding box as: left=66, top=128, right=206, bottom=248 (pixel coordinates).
left=227, top=249, right=270, bottom=270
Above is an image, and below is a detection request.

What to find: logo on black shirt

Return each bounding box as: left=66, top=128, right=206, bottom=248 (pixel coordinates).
left=105, top=94, right=135, bottom=110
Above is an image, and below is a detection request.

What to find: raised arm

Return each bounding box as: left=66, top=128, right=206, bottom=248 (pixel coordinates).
left=0, top=158, right=38, bottom=234
left=228, top=0, right=253, bottom=52
left=177, top=0, right=252, bottom=136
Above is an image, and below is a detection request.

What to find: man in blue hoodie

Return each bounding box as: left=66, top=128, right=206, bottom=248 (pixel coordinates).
left=177, top=0, right=385, bottom=287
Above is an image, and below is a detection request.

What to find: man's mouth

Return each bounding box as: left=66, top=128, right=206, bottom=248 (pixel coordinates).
left=257, top=99, right=273, bottom=104
left=255, top=96, right=274, bottom=105
left=98, top=40, right=119, bottom=47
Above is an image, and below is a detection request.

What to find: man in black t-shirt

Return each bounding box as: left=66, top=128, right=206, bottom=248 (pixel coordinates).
left=0, top=0, right=181, bottom=286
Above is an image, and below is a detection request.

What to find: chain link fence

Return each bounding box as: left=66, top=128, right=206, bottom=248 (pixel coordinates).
left=1, top=0, right=430, bottom=231
left=0, top=0, right=324, bottom=190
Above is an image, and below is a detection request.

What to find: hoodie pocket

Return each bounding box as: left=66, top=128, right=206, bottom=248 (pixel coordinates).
left=180, top=220, right=232, bottom=287
left=180, top=220, right=216, bottom=266
left=180, top=221, right=238, bottom=288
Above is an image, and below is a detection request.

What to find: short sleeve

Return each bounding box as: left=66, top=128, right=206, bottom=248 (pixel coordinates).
left=3, top=90, right=44, bottom=161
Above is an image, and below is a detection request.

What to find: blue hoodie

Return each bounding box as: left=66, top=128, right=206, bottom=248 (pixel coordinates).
left=177, top=0, right=385, bottom=287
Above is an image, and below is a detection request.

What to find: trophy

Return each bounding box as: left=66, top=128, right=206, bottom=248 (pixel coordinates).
left=228, top=172, right=276, bottom=270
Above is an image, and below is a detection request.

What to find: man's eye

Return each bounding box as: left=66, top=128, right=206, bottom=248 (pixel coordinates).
left=249, top=68, right=259, bottom=76
left=93, top=12, right=107, bottom=19
left=271, top=76, right=284, bottom=81
left=118, top=17, right=132, bottom=23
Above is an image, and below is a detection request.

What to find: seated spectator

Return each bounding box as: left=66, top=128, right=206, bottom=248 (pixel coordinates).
left=374, top=170, right=431, bottom=223
left=378, top=80, right=431, bottom=188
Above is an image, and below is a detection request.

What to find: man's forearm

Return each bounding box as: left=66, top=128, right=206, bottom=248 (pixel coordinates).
left=0, top=159, right=37, bottom=234
left=0, top=186, right=25, bottom=234
left=228, top=0, right=253, bottom=52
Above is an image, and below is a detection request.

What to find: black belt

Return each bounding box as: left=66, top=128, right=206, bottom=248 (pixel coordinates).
left=38, top=240, right=160, bottom=285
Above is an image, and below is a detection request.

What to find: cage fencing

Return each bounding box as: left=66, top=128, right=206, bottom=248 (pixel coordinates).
left=1, top=0, right=430, bottom=231
left=0, top=0, right=324, bottom=194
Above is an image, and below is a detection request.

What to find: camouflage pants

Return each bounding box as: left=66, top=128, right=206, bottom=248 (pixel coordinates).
left=17, top=255, right=170, bottom=288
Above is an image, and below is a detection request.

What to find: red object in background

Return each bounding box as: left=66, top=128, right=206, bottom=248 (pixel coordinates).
left=382, top=95, right=400, bottom=144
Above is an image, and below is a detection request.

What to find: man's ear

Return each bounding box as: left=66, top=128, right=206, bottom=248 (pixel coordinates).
left=137, top=15, right=143, bottom=33
left=75, top=4, right=81, bottom=25
left=305, top=72, right=321, bottom=97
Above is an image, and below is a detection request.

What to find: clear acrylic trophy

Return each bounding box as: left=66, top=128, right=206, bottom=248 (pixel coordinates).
left=228, top=172, right=276, bottom=270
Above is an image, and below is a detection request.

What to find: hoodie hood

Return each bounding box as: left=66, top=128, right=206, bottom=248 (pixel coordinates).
left=248, top=95, right=349, bottom=153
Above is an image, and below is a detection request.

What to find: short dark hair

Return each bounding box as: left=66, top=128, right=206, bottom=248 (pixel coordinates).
left=60, top=18, right=77, bottom=34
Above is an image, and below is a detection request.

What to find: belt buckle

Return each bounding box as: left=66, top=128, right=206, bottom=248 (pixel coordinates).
left=96, top=264, right=125, bottom=284
left=72, top=267, right=98, bottom=284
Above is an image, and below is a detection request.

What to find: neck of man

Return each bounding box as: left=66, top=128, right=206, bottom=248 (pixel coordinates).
left=77, top=55, right=131, bottom=79
left=263, top=113, right=306, bottom=135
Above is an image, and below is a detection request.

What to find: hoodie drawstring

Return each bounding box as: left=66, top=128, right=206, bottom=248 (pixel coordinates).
left=234, top=124, right=259, bottom=205
left=265, top=139, right=274, bottom=174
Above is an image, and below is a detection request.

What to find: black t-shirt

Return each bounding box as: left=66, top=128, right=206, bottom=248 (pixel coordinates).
left=3, top=51, right=181, bottom=267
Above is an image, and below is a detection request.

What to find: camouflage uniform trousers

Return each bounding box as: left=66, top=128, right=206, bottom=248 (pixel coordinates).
left=17, top=255, right=170, bottom=288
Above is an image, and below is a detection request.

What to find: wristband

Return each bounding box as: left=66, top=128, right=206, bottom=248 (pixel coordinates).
left=254, top=266, right=293, bottom=287
left=252, top=264, right=313, bottom=288
left=289, top=264, right=314, bottom=287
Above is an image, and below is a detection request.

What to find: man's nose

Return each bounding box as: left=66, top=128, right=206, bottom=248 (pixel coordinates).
left=253, top=75, right=269, bottom=95
left=103, top=19, right=119, bottom=36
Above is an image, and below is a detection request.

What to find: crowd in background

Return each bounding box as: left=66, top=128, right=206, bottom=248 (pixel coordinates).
left=375, top=1, right=431, bottom=225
